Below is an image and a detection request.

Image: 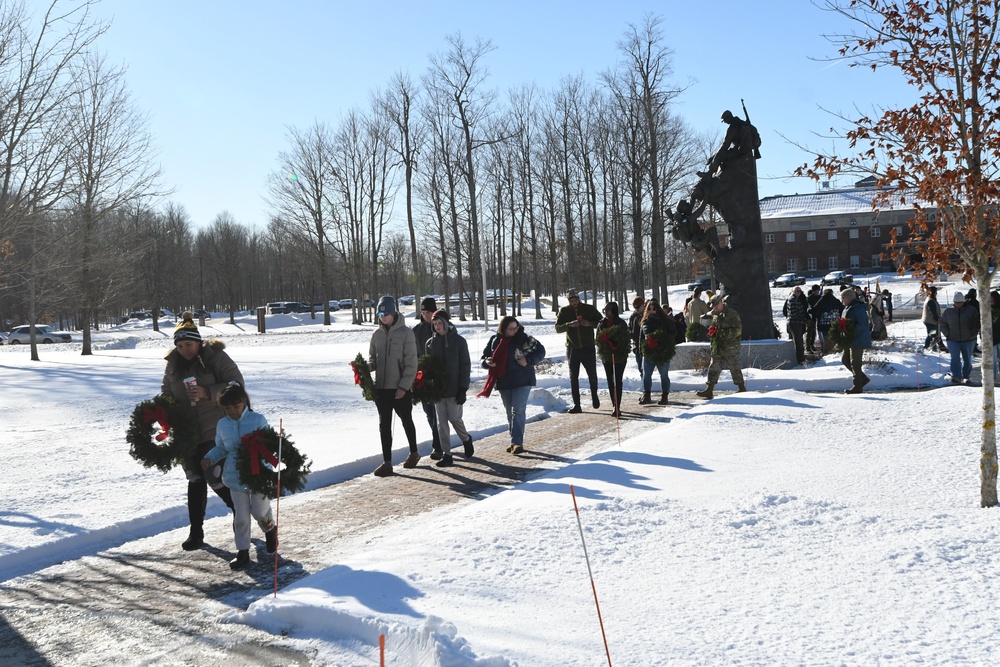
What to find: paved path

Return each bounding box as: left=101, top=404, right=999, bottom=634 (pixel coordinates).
left=0, top=394, right=701, bottom=667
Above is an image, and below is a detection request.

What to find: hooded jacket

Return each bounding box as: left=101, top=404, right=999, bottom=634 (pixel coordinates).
left=204, top=406, right=269, bottom=493
left=161, top=340, right=245, bottom=444
left=369, top=314, right=418, bottom=392
left=426, top=321, right=471, bottom=397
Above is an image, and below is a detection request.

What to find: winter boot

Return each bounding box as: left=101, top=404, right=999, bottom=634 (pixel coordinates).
left=373, top=461, right=393, bottom=477
left=657, top=392, right=669, bottom=405
left=402, top=451, right=421, bottom=468
left=430, top=448, right=444, bottom=461
left=264, top=527, right=278, bottom=554
left=592, top=392, right=601, bottom=409
left=229, top=549, right=250, bottom=570
left=510, top=444, right=525, bottom=454
left=462, top=438, right=475, bottom=459
left=737, top=383, right=747, bottom=392
left=638, top=391, right=651, bottom=404
left=436, top=454, right=455, bottom=467
left=696, top=384, right=714, bottom=400
left=181, top=527, right=204, bottom=551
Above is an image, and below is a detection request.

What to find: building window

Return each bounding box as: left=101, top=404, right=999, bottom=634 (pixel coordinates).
left=807, top=257, right=817, bottom=271
left=850, top=255, right=860, bottom=269
left=896, top=226, right=904, bottom=236
left=828, top=256, right=839, bottom=269
left=785, top=232, right=795, bottom=242
left=806, top=231, right=816, bottom=241
left=828, top=230, right=838, bottom=240
left=766, top=259, right=776, bottom=273
left=765, top=233, right=774, bottom=244
left=849, top=228, right=859, bottom=239
left=871, top=254, right=882, bottom=268
left=871, top=227, right=881, bottom=238
left=786, top=258, right=797, bottom=271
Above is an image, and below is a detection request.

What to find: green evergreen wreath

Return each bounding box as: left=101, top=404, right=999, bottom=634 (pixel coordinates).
left=126, top=395, right=199, bottom=473
left=641, top=329, right=677, bottom=365
left=828, top=317, right=856, bottom=351
left=350, top=352, right=376, bottom=401
left=685, top=321, right=701, bottom=342
left=411, top=353, right=449, bottom=404
left=596, top=324, right=631, bottom=365
left=236, top=427, right=311, bottom=499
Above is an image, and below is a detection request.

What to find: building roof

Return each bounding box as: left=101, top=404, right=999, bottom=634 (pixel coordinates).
left=759, top=186, right=926, bottom=219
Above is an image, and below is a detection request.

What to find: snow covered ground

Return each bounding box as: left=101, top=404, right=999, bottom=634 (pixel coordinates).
left=2, top=273, right=996, bottom=665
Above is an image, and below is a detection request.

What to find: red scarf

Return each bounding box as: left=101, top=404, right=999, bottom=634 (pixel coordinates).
left=477, top=335, right=511, bottom=398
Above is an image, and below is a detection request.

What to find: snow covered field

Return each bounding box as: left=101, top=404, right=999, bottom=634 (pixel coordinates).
left=2, top=273, right=996, bottom=665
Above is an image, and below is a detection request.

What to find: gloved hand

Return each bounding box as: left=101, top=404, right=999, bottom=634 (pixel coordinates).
left=455, top=389, right=467, bottom=405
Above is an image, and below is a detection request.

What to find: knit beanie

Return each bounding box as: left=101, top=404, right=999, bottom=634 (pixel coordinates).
left=376, top=295, right=397, bottom=316
left=173, top=312, right=202, bottom=345
left=431, top=308, right=450, bottom=322
left=421, top=296, right=438, bottom=312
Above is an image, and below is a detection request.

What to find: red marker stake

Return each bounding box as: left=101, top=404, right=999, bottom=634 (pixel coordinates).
left=570, top=484, right=613, bottom=666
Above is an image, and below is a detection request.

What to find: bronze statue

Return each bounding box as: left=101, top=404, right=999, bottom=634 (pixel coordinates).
left=697, top=108, right=761, bottom=180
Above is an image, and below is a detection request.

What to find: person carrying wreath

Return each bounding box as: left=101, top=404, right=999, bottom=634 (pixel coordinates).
left=368, top=295, right=420, bottom=477
left=839, top=288, right=873, bottom=393
left=627, top=295, right=645, bottom=373
left=480, top=316, right=546, bottom=454
left=161, top=313, right=244, bottom=551
left=555, top=288, right=602, bottom=413
left=412, top=296, right=443, bottom=459
left=696, top=295, right=746, bottom=399
left=638, top=299, right=676, bottom=405
left=596, top=302, right=631, bottom=416
left=201, top=383, right=276, bottom=570
left=425, top=309, right=472, bottom=467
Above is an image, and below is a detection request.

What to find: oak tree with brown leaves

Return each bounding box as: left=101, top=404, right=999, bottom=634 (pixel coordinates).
left=800, top=0, right=1000, bottom=506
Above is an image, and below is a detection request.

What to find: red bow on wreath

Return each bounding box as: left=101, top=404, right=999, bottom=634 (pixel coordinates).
left=143, top=405, right=171, bottom=442
left=708, top=325, right=718, bottom=337
left=837, top=318, right=848, bottom=334
left=242, top=432, right=279, bottom=475
left=350, top=361, right=362, bottom=385
left=597, top=332, right=616, bottom=350
left=414, top=369, right=426, bottom=389
left=645, top=335, right=659, bottom=349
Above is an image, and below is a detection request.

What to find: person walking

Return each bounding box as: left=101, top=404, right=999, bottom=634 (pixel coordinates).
left=839, top=288, right=873, bottom=393
left=639, top=299, right=676, bottom=405
left=881, top=289, right=893, bottom=322
left=922, top=285, right=942, bottom=351
left=368, top=295, right=420, bottom=476
left=810, top=288, right=843, bottom=355
left=684, top=286, right=710, bottom=341
left=596, top=302, right=631, bottom=416
left=991, top=291, right=1000, bottom=381
left=479, top=316, right=546, bottom=454
left=939, top=291, right=979, bottom=384
left=201, top=383, right=277, bottom=570
left=555, top=288, right=602, bottom=413
left=805, top=284, right=821, bottom=352
left=161, top=313, right=242, bottom=552
left=412, top=296, right=443, bottom=460
left=782, top=286, right=809, bottom=365
left=697, top=295, right=746, bottom=399
left=628, top=296, right=645, bottom=373
left=425, top=309, right=472, bottom=467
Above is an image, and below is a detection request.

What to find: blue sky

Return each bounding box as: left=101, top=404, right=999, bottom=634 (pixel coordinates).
left=75, top=0, right=916, bottom=229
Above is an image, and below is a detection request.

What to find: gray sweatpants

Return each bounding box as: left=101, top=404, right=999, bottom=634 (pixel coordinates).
left=435, top=396, right=470, bottom=454
left=230, top=488, right=274, bottom=551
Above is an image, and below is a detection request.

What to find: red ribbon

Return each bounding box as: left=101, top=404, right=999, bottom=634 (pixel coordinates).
left=143, top=405, right=171, bottom=442
left=597, top=332, right=617, bottom=350
left=414, top=369, right=426, bottom=389
left=243, top=432, right=279, bottom=475
left=646, top=335, right=659, bottom=349
left=837, top=318, right=848, bottom=334
left=708, top=325, right=718, bottom=337
left=350, top=361, right=361, bottom=385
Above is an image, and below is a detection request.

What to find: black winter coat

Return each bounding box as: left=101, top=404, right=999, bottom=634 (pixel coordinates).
left=426, top=323, right=471, bottom=397
left=481, top=329, right=546, bottom=390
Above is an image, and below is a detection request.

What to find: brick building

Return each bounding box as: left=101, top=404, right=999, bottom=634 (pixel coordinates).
left=759, top=179, right=927, bottom=279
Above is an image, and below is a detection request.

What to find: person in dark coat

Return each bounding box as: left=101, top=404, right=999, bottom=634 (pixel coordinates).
left=555, top=288, right=602, bottom=413
left=840, top=288, right=873, bottom=393
left=426, top=309, right=472, bottom=466
left=940, top=291, right=979, bottom=384
left=480, top=316, right=546, bottom=454
left=782, top=286, right=809, bottom=365
left=921, top=285, right=942, bottom=351
left=412, top=297, right=442, bottom=459
left=806, top=284, right=822, bottom=352
left=161, top=313, right=243, bottom=551
left=596, top=302, right=630, bottom=417
left=627, top=296, right=645, bottom=373
left=639, top=299, right=676, bottom=405
left=810, top=288, right=843, bottom=355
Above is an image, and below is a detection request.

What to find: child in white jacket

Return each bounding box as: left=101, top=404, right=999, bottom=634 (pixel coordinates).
left=201, top=383, right=276, bottom=569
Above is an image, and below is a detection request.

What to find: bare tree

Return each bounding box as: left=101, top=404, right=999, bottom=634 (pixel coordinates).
left=198, top=212, right=249, bottom=324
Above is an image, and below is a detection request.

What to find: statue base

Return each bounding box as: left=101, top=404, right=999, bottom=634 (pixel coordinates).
left=671, top=340, right=798, bottom=371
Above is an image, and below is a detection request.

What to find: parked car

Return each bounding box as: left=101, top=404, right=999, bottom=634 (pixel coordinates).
left=772, top=273, right=806, bottom=288
left=0, top=331, right=7, bottom=345
left=8, top=324, right=73, bottom=344
left=125, top=311, right=152, bottom=321
left=265, top=301, right=311, bottom=314
left=338, top=299, right=354, bottom=310
left=686, top=278, right=713, bottom=292
left=311, top=301, right=340, bottom=312
left=821, top=271, right=854, bottom=286
left=192, top=309, right=212, bottom=320
left=398, top=295, right=415, bottom=306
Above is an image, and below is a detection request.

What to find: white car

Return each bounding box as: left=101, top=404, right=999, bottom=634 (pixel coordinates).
left=8, top=325, right=73, bottom=344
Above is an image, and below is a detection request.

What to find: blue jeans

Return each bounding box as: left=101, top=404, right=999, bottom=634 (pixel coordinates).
left=642, top=357, right=671, bottom=393
left=499, top=385, right=531, bottom=445
left=947, top=340, right=974, bottom=380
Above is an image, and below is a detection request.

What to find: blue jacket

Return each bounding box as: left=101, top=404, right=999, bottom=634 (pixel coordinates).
left=205, top=406, right=269, bottom=493
left=843, top=300, right=873, bottom=349
left=481, top=329, right=546, bottom=390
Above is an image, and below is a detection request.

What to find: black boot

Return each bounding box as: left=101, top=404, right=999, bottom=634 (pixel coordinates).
left=183, top=482, right=208, bottom=550
left=181, top=527, right=204, bottom=551
left=265, top=526, right=278, bottom=554
left=229, top=550, right=250, bottom=570
left=657, top=392, right=669, bottom=405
